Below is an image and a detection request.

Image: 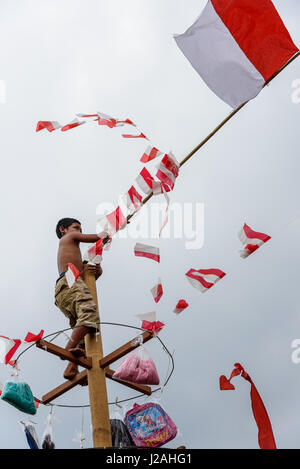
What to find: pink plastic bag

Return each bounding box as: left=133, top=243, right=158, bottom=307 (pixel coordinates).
left=113, top=346, right=160, bottom=385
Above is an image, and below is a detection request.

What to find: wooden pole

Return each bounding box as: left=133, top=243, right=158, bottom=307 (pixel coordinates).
left=83, top=264, right=112, bottom=448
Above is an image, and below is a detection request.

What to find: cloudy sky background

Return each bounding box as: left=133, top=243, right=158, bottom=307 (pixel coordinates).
left=0, top=0, right=300, bottom=449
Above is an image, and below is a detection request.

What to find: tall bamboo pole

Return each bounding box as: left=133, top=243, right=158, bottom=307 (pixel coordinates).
left=83, top=264, right=112, bottom=448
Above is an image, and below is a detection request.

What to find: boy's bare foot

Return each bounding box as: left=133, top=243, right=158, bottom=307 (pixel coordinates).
left=63, top=362, right=78, bottom=380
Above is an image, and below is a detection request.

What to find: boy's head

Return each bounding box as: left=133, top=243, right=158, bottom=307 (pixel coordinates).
left=56, top=218, right=82, bottom=239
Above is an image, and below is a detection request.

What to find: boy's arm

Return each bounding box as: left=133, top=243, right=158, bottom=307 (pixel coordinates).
left=67, top=233, right=101, bottom=243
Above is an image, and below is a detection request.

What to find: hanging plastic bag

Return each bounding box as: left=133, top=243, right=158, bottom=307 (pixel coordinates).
left=1, top=381, right=37, bottom=415
left=124, top=402, right=177, bottom=447
left=20, top=421, right=40, bottom=449
left=41, top=411, right=55, bottom=449
left=113, top=345, right=160, bottom=385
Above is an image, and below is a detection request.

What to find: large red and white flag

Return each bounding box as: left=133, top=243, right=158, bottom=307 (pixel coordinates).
left=186, top=268, right=226, bottom=292
left=134, top=243, right=160, bottom=263
left=238, top=223, right=271, bottom=258
left=174, top=0, right=298, bottom=108
left=36, top=121, right=61, bottom=132
left=0, top=336, right=22, bottom=364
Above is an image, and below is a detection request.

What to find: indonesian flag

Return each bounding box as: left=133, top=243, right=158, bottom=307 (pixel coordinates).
left=115, top=118, right=136, bottom=127
left=84, top=238, right=104, bottom=264
left=0, top=336, right=22, bottom=364
left=219, top=363, right=276, bottom=449
left=65, top=263, right=81, bottom=288
left=95, top=112, right=117, bottom=128
left=140, top=146, right=163, bottom=163
left=151, top=278, right=163, bottom=303
left=173, top=299, right=189, bottom=315
left=156, top=152, right=179, bottom=191
left=61, top=118, right=86, bottom=132
left=238, top=223, right=271, bottom=258
left=134, top=243, right=160, bottom=263
left=122, top=185, right=143, bottom=215
left=135, top=312, right=165, bottom=335
left=122, top=132, right=148, bottom=139
left=174, top=0, right=298, bottom=109
left=97, top=207, right=127, bottom=237
left=36, top=121, right=61, bottom=132
left=24, top=330, right=44, bottom=343
left=135, top=167, right=154, bottom=195
left=186, top=268, right=226, bottom=292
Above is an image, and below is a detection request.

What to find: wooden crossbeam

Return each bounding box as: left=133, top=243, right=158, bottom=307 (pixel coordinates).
left=36, top=340, right=92, bottom=369
left=42, top=368, right=151, bottom=404
left=99, top=330, right=153, bottom=369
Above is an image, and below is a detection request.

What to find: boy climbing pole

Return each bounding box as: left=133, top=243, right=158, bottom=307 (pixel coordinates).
left=55, top=218, right=102, bottom=382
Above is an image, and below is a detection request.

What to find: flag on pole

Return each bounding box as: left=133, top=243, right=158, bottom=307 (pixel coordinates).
left=174, top=0, right=298, bottom=108
left=61, top=118, right=86, bottom=132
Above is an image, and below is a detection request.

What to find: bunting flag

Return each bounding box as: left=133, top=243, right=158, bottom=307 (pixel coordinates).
left=0, top=336, right=22, bottom=364
left=24, top=330, right=44, bottom=343
left=140, top=146, right=163, bottom=163
left=97, top=206, right=127, bottom=237
left=135, top=167, right=154, bottom=195
left=173, top=299, right=189, bottom=314
left=36, top=121, right=61, bottom=133
left=65, top=263, right=81, bottom=288
left=238, top=223, right=271, bottom=258
left=185, top=268, right=226, bottom=292
left=150, top=278, right=163, bottom=303
left=136, top=312, right=165, bottom=335
left=156, top=152, right=179, bottom=191
left=134, top=243, right=160, bottom=263
left=174, top=0, right=298, bottom=108
left=61, top=118, right=86, bottom=132
left=95, top=112, right=117, bottom=128
left=84, top=238, right=104, bottom=264
left=122, top=185, right=143, bottom=215
left=122, top=132, right=148, bottom=140
left=219, top=363, right=277, bottom=449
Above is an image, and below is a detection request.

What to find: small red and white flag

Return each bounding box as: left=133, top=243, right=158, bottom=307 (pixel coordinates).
left=61, top=118, right=86, bottom=132
left=135, top=167, right=154, bottom=195
left=36, top=121, right=61, bottom=132
left=186, top=268, right=226, bottom=292
left=84, top=238, right=104, bottom=264
left=238, top=223, right=271, bottom=258
left=173, top=299, right=189, bottom=315
left=95, top=112, right=117, bottom=128
left=24, top=330, right=44, bottom=343
left=140, top=146, right=163, bottom=163
left=151, top=278, right=163, bottom=303
left=135, top=312, right=164, bottom=335
left=97, top=207, right=127, bottom=237
left=122, top=185, right=143, bottom=215
left=115, top=118, right=136, bottom=127
left=156, top=152, right=179, bottom=191
left=134, top=242, right=160, bottom=263
left=122, top=132, right=148, bottom=140
left=174, top=0, right=298, bottom=108
left=65, top=263, right=81, bottom=288
left=0, top=336, right=22, bottom=364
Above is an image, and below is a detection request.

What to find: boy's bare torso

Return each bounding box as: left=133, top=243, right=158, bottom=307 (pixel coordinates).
left=57, top=234, right=83, bottom=274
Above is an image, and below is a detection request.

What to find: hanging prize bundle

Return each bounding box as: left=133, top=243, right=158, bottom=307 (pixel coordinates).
left=1, top=381, right=37, bottom=415
left=124, top=402, right=177, bottom=447
left=113, top=345, right=160, bottom=385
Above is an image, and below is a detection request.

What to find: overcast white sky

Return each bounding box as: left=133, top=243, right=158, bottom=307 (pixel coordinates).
left=1, top=0, right=300, bottom=449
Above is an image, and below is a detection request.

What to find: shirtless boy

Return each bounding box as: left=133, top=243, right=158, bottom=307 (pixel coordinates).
left=55, top=217, right=102, bottom=381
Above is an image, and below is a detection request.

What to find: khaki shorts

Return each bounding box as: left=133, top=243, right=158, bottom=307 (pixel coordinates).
left=54, top=275, right=99, bottom=330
